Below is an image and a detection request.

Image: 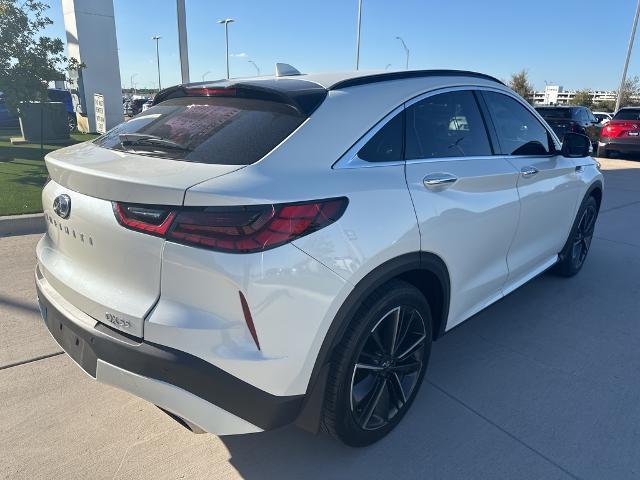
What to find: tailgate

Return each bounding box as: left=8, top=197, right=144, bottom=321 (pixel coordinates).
left=37, top=181, right=166, bottom=337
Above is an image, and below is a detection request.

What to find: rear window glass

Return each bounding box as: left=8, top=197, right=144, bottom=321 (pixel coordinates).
left=536, top=107, right=573, bottom=119
left=613, top=109, right=640, bottom=120
left=94, top=97, right=306, bottom=165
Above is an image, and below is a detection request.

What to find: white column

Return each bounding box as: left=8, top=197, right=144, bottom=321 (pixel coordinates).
left=62, top=0, right=123, bottom=132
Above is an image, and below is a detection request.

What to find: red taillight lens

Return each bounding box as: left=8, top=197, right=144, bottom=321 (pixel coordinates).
left=168, top=198, right=348, bottom=253
left=602, top=123, right=625, bottom=138
left=112, top=198, right=348, bottom=253
left=113, top=203, right=176, bottom=237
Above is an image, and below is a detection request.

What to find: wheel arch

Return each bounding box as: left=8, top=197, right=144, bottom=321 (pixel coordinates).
left=295, top=251, right=450, bottom=433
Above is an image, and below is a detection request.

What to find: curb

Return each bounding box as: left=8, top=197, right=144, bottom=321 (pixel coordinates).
left=0, top=213, right=45, bottom=238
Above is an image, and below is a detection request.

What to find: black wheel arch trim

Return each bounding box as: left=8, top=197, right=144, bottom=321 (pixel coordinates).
left=295, top=251, right=450, bottom=433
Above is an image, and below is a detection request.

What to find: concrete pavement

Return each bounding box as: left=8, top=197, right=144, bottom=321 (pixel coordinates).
left=1, top=158, right=639, bottom=479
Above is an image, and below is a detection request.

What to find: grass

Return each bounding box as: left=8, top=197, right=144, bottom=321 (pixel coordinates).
left=0, top=130, right=98, bottom=216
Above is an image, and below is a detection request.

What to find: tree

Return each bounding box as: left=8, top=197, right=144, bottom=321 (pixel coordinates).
left=593, top=100, right=616, bottom=113
left=617, top=75, right=640, bottom=108
left=0, top=0, right=77, bottom=112
left=509, top=69, right=534, bottom=104
left=570, top=89, right=594, bottom=108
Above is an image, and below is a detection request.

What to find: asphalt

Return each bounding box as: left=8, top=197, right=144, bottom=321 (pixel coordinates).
left=1, top=158, right=639, bottom=479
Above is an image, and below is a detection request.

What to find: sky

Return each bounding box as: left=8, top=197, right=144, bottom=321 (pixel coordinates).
left=43, top=0, right=639, bottom=92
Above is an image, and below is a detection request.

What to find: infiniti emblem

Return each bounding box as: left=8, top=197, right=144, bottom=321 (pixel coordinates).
left=53, top=194, right=71, bottom=219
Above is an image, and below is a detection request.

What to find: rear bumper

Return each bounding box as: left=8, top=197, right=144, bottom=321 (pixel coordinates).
left=35, top=265, right=304, bottom=435
left=598, top=137, right=640, bottom=153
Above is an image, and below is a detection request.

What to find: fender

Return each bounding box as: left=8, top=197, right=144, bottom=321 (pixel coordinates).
left=295, top=251, right=450, bottom=433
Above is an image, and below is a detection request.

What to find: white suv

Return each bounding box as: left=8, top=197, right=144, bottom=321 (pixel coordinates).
left=36, top=69, right=603, bottom=446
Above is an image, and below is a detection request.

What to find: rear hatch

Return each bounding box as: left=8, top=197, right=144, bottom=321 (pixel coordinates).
left=536, top=107, right=575, bottom=138
left=602, top=109, right=640, bottom=140
left=39, top=86, right=318, bottom=337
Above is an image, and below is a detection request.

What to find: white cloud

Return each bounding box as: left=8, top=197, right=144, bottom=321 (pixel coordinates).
left=230, top=53, right=248, bottom=58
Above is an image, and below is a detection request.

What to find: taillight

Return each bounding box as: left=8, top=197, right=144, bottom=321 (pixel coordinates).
left=112, top=198, right=348, bottom=253
left=113, top=203, right=176, bottom=237
left=602, top=123, right=624, bottom=138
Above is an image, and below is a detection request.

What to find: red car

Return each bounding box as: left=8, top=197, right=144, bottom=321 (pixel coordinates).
left=597, top=107, right=640, bottom=158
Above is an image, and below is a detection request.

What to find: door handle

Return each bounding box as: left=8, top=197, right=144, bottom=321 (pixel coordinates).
left=423, top=173, right=458, bottom=189
left=520, top=166, right=539, bottom=178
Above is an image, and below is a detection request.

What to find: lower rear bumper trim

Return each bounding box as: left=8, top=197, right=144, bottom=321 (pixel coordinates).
left=36, top=275, right=304, bottom=431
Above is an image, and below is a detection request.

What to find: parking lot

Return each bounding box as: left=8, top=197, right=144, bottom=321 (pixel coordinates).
left=1, top=157, right=639, bottom=479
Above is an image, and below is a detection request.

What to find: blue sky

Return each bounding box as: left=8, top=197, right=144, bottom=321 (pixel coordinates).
left=44, top=0, right=637, bottom=91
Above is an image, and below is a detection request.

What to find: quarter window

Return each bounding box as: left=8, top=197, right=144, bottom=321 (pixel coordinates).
left=483, top=91, right=552, bottom=156
left=405, top=90, right=492, bottom=159
left=357, top=111, right=404, bottom=162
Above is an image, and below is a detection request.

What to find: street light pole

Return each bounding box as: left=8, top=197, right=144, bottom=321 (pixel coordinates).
left=616, top=0, right=640, bottom=112
left=202, top=71, right=211, bottom=82
left=248, top=60, right=260, bottom=76
left=355, top=0, right=363, bottom=70
left=217, top=19, right=235, bottom=79
left=130, top=73, right=138, bottom=94
left=395, top=36, right=409, bottom=70
left=152, top=36, right=162, bottom=90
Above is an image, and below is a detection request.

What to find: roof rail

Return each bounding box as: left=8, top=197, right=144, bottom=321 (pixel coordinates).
left=329, top=69, right=505, bottom=90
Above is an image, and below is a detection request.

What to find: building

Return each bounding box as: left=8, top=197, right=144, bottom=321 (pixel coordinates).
left=532, top=85, right=622, bottom=106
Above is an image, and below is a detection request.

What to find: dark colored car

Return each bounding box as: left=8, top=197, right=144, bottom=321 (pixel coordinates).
left=0, top=94, right=20, bottom=129
left=597, top=107, right=640, bottom=158
left=125, top=98, right=149, bottom=116
left=535, top=106, right=601, bottom=146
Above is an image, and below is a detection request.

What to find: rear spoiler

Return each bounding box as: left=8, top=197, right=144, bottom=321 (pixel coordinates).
left=152, top=79, right=327, bottom=116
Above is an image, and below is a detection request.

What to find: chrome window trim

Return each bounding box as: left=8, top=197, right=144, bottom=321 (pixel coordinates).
left=332, top=83, right=562, bottom=170
left=332, top=105, right=405, bottom=169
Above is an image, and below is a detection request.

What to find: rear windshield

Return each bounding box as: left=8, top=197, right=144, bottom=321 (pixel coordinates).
left=613, top=109, right=640, bottom=121
left=536, top=107, right=573, bottom=119
left=94, top=96, right=306, bottom=165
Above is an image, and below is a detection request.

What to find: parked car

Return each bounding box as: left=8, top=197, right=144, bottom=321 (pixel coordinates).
left=535, top=106, right=602, bottom=145
left=0, top=93, right=19, bottom=129
left=141, top=100, right=153, bottom=112
left=125, top=98, right=149, bottom=116
left=36, top=69, right=602, bottom=447
left=593, top=111, right=612, bottom=125
left=597, top=107, right=640, bottom=158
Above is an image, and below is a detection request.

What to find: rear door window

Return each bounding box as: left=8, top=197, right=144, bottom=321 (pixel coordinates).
left=94, top=96, right=306, bottom=165
left=483, top=92, right=552, bottom=156
left=405, top=90, right=492, bottom=159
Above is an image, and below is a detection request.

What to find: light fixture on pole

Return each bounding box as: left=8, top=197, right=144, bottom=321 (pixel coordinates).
left=217, top=19, right=235, bottom=79
left=152, top=35, right=162, bottom=90
left=355, top=0, right=363, bottom=70
left=248, top=60, right=260, bottom=76
left=395, top=36, right=409, bottom=70
left=202, top=70, right=211, bottom=82
left=385, top=63, right=392, bottom=70
left=616, top=0, right=640, bottom=112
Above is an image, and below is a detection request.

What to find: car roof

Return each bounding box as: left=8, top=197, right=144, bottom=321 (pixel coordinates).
left=154, top=69, right=506, bottom=115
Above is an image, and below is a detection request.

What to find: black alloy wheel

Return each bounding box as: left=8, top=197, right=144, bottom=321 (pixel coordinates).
left=350, top=305, right=427, bottom=431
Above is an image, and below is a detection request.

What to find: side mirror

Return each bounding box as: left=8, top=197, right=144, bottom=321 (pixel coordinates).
left=561, top=132, right=591, bottom=157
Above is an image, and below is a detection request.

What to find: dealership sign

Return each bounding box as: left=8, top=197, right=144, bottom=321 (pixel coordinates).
left=93, top=93, right=106, bottom=134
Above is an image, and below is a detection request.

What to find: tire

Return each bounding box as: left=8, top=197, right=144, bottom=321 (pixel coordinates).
left=553, top=195, right=598, bottom=277
left=322, top=280, right=432, bottom=447
left=596, top=146, right=608, bottom=158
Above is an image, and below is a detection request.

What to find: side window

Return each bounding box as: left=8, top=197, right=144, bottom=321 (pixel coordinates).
left=358, top=111, right=404, bottom=162
left=483, top=91, right=552, bottom=156
left=405, top=90, right=492, bottom=159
